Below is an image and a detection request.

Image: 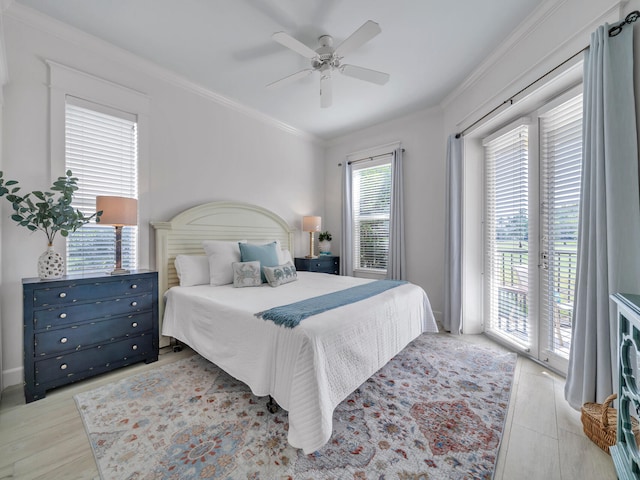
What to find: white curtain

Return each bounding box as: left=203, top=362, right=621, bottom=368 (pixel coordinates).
left=564, top=23, right=640, bottom=409
left=444, top=134, right=464, bottom=333
left=387, top=148, right=406, bottom=280
left=340, top=162, right=354, bottom=276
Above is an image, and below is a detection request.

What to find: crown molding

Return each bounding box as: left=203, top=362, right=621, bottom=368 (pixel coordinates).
left=2, top=1, right=323, bottom=144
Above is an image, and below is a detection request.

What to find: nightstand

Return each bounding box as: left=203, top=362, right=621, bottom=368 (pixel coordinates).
left=295, top=256, right=340, bottom=275
left=22, top=270, right=159, bottom=403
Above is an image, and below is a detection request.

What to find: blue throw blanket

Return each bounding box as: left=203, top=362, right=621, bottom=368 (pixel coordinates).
left=256, top=279, right=407, bottom=328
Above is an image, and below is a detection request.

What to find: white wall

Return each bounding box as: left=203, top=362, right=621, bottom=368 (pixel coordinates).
left=0, top=10, right=324, bottom=389
left=324, top=108, right=445, bottom=321
left=440, top=0, right=636, bottom=334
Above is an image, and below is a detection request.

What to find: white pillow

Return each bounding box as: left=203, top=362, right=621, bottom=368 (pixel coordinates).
left=280, top=248, right=293, bottom=265
left=174, top=255, right=209, bottom=287
left=202, top=240, right=247, bottom=286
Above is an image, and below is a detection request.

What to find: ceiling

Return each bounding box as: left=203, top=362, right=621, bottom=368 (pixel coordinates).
left=13, top=0, right=543, bottom=140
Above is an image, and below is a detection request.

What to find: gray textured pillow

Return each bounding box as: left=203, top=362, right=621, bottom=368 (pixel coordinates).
left=263, top=261, right=297, bottom=287
left=232, top=261, right=262, bottom=288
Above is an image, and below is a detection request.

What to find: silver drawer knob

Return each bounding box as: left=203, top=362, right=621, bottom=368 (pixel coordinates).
left=131, top=322, right=138, bottom=328
left=59, top=313, right=67, bottom=319
left=131, top=301, right=138, bottom=307
left=132, top=345, right=138, bottom=350
left=59, top=292, right=67, bottom=298
left=131, top=284, right=138, bottom=289
left=60, top=337, right=68, bottom=344
left=60, top=363, right=68, bottom=370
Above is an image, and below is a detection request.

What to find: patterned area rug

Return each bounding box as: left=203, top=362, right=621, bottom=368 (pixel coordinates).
left=75, top=334, right=516, bottom=479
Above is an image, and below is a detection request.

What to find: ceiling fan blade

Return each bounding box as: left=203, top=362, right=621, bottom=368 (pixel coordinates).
left=340, top=64, right=390, bottom=85
left=334, top=20, right=381, bottom=57
left=266, top=69, right=314, bottom=89
left=320, top=74, right=332, bottom=108
left=272, top=32, right=318, bottom=59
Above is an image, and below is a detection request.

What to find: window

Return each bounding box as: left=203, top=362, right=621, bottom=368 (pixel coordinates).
left=483, top=88, right=582, bottom=374
left=65, top=97, right=138, bottom=274
left=351, top=155, right=392, bottom=272
left=485, top=123, right=529, bottom=345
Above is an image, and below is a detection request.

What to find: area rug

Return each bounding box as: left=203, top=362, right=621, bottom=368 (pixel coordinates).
left=74, top=334, right=516, bottom=479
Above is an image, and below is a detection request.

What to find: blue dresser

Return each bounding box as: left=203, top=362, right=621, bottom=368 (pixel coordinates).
left=23, top=270, right=159, bottom=402
left=611, top=293, right=640, bottom=479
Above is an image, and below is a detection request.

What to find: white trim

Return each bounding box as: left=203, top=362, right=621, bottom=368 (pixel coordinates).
left=48, top=60, right=151, bottom=270
left=482, top=117, right=531, bottom=146
left=536, top=83, right=584, bottom=117
left=3, top=2, right=322, bottom=145
left=347, top=141, right=400, bottom=162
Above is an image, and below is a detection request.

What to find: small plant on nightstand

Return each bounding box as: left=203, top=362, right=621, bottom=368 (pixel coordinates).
left=318, top=231, right=332, bottom=255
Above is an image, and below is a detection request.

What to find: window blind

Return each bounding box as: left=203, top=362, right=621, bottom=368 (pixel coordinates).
left=352, top=156, right=392, bottom=271
left=484, top=124, right=529, bottom=344
left=540, top=93, right=582, bottom=353
left=65, top=98, right=138, bottom=274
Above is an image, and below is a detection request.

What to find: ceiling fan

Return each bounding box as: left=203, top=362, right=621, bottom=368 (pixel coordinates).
left=267, top=20, right=390, bottom=108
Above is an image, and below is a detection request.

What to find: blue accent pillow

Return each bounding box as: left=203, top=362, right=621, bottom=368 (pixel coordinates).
left=239, top=241, right=280, bottom=283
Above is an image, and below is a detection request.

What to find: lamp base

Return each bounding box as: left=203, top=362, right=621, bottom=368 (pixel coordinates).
left=305, top=255, right=318, bottom=259
left=110, top=268, right=131, bottom=275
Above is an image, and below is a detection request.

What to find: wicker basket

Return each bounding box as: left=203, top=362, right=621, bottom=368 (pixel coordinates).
left=581, top=393, right=639, bottom=454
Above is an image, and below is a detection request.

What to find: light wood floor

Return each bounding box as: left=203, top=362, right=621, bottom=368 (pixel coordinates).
left=0, top=334, right=617, bottom=480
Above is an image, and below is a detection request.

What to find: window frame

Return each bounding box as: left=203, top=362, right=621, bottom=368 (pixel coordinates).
left=351, top=155, right=393, bottom=275
left=346, top=142, right=399, bottom=279
left=47, top=60, right=151, bottom=269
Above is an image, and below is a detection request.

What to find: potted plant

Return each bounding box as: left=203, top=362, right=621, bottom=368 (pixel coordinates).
left=0, top=170, right=101, bottom=279
left=318, top=231, right=332, bottom=255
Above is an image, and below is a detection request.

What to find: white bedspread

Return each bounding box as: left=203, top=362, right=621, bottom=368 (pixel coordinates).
left=162, top=272, right=438, bottom=453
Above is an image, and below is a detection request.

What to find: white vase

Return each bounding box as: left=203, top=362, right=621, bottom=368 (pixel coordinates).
left=319, top=240, right=331, bottom=254
left=38, top=244, right=65, bottom=280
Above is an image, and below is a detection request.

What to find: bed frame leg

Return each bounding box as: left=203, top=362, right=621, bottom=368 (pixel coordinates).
left=267, top=395, right=279, bottom=413
left=172, top=338, right=183, bottom=353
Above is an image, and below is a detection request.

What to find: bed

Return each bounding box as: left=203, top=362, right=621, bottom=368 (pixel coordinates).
left=152, top=201, right=438, bottom=454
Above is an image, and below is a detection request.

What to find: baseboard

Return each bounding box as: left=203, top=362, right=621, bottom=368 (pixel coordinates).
left=2, top=365, right=23, bottom=393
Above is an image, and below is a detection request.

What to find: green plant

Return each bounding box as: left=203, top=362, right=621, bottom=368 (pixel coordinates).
left=319, top=231, right=332, bottom=242
left=0, top=170, right=101, bottom=244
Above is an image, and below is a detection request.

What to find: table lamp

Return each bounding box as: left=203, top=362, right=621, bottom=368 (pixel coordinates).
left=303, top=215, right=321, bottom=259
left=96, top=196, right=138, bottom=275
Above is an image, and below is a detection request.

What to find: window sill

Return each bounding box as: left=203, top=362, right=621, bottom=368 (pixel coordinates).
left=353, top=268, right=387, bottom=280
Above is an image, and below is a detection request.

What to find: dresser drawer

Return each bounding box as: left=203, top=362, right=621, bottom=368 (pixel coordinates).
left=34, top=312, right=154, bottom=357
left=34, top=293, right=153, bottom=330
left=35, top=334, right=154, bottom=385
left=295, top=256, right=340, bottom=274
left=31, top=277, right=154, bottom=307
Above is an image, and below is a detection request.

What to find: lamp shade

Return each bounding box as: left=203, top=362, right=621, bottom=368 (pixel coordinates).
left=96, top=196, right=138, bottom=226
left=302, top=216, right=321, bottom=232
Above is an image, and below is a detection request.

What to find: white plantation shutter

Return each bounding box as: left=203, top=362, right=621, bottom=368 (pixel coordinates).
left=540, top=93, right=582, bottom=352
left=484, top=124, right=529, bottom=344
left=65, top=97, right=138, bottom=274
left=352, top=155, right=392, bottom=271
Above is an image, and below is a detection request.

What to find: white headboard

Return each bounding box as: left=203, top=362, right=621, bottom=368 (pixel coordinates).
left=151, top=201, right=295, bottom=346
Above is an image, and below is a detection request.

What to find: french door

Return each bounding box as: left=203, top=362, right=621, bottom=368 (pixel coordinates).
left=484, top=89, right=582, bottom=374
